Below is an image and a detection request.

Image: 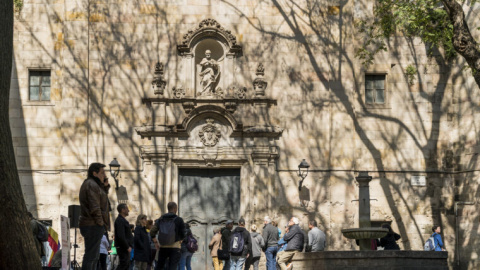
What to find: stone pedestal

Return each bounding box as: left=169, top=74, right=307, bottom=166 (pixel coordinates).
left=356, top=171, right=373, bottom=250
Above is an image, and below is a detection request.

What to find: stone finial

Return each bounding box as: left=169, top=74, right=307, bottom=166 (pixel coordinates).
left=152, top=62, right=167, bottom=96
left=256, top=63, right=265, bottom=76
left=253, top=62, right=268, bottom=97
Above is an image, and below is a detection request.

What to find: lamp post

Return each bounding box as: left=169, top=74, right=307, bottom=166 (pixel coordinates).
left=298, top=159, right=310, bottom=191
left=109, top=158, right=121, bottom=190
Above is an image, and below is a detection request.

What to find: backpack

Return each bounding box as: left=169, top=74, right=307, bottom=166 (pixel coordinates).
left=229, top=230, right=245, bottom=253
left=424, top=235, right=436, bottom=251
left=156, top=217, right=177, bottom=245
left=36, top=220, right=48, bottom=242
left=186, top=234, right=198, bottom=253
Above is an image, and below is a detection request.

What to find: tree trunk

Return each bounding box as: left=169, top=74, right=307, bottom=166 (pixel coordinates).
left=442, top=0, right=480, bottom=89
left=0, top=1, right=43, bottom=269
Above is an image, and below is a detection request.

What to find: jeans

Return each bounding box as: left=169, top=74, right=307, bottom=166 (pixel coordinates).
left=229, top=256, right=246, bottom=270
left=222, top=259, right=230, bottom=270
left=155, top=248, right=181, bottom=270
left=80, top=225, right=105, bottom=270
left=179, top=251, right=192, bottom=270
left=244, top=256, right=260, bottom=270
left=265, top=246, right=278, bottom=270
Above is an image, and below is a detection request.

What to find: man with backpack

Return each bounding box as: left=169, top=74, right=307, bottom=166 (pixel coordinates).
left=229, top=218, right=252, bottom=270
left=28, top=212, right=46, bottom=261
left=150, top=202, right=186, bottom=270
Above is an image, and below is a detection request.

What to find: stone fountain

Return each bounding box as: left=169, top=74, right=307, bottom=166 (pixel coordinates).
left=341, top=171, right=388, bottom=250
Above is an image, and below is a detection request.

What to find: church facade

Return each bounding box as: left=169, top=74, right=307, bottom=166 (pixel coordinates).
left=10, top=0, right=480, bottom=268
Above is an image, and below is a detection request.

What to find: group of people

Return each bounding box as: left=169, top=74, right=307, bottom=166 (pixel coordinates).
left=76, top=162, right=445, bottom=270
left=206, top=216, right=326, bottom=270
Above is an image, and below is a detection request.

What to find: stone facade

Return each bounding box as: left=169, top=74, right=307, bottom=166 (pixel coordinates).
left=10, top=0, right=480, bottom=269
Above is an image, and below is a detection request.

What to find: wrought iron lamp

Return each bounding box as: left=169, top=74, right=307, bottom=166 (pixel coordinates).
left=298, top=159, right=310, bottom=191
left=109, top=158, right=121, bottom=190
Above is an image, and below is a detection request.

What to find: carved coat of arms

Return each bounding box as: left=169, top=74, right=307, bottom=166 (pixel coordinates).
left=199, top=118, right=221, bottom=147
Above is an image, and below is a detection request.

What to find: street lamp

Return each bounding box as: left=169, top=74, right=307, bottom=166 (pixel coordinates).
left=298, top=159, right=310, bottom=191
left=109, top=158, right=121, bottom=190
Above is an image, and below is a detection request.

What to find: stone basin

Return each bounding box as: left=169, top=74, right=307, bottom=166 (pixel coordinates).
left=341, top=227, right=388, bottom=240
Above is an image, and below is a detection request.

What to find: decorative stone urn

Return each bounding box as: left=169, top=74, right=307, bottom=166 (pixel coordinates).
left=341, top=171, right=388, bottom=250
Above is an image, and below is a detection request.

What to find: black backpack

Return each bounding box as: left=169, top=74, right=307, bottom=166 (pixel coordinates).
left=156, top=217, right=177, bottom=245
left=36, top=220, right=48, bottom=242
left=229, top=230, right=244, bottom=253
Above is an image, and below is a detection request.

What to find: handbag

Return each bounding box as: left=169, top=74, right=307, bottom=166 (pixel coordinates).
left=217, top=238, right=230, bottom=260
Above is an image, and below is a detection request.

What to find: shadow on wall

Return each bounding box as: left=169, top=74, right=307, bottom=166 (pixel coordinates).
left=11, top=0, right=480, bottom=267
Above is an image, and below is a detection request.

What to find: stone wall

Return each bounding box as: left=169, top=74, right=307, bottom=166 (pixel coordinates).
left=9, top=0, right=480, bottom=268
left=291, top=251, right=448, bottom=270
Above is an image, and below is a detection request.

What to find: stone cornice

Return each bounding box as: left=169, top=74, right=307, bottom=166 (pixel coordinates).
left=135, top=124, right=283, bottom=140
left=140, top=146, right=279, bottom=164
left=141, top=97, right=277, bottom=107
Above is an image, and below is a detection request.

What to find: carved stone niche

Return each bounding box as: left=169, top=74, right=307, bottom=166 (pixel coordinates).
left=177, top=19, right=243, bottom=99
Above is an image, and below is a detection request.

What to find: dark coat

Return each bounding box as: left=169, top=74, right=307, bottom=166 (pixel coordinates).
left=284, top=224, right=304, bottom=251
left=79, top=177, right=110, bottom=230
left=134, top=225, right=151, bottom=262
left=379, top=233, right=401, bottom=250
left=230, top=226, right=252, bottom=257
left=114, top=215, right=133, bottom=252
left=262, top=223, right=279, bottom=248
left=181, top=228, right=192, bottom=253
left=221, top=227, right=232, bottom=251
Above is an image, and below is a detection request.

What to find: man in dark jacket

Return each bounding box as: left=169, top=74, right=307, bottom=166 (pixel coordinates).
left=79, top=163, right=110, bottom=270
left=277, top=217, right=304, bottom=270
left=220, top=220, right=234, bottom=270
left=150, top=202, right=186, bottom=270
left=229, top=218, right=252, bottom=270
left=114, top=203, right=133, bottom=270
left=262, top=216, right=279, bottom=270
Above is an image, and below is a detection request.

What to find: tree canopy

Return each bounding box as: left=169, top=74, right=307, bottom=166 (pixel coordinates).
left=356, top=0, right=480, bottom=88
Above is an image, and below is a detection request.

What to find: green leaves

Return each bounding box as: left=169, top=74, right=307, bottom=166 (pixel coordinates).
left=355, top=0, right=456, bottom=67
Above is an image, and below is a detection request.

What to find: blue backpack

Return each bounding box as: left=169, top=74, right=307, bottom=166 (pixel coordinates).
left=229, top=230, right=244, bottom=253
